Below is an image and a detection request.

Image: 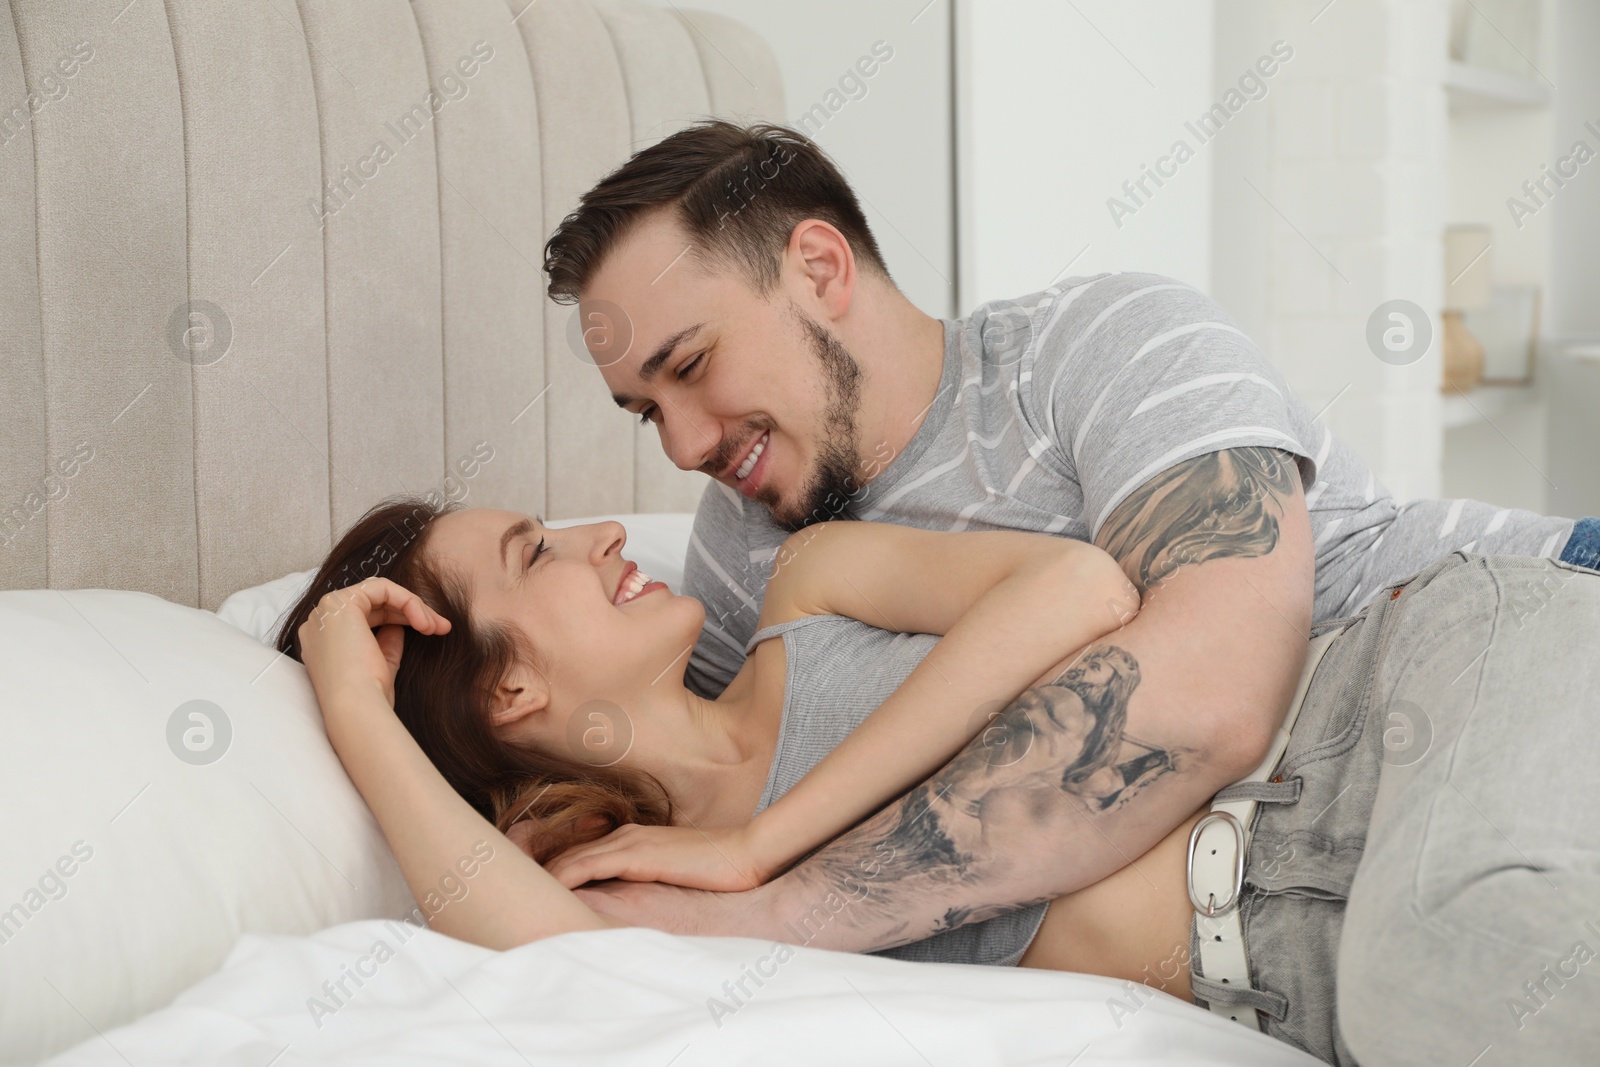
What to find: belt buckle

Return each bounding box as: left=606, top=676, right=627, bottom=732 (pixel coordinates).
left=1187, top=810, right=1245, bottom=917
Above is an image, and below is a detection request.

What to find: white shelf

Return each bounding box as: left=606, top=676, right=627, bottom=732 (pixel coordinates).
left=1445, top=60, right=1550, bottom=112
left=1442, top=382, right=1541, bottom=429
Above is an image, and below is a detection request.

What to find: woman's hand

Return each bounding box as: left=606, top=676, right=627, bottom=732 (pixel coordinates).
left=546, top=823, right=773, bottom=892
left=296, top=576, right=451, bottom=718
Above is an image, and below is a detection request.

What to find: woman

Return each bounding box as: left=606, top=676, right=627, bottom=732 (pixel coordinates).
left=281, top=497, right=1600, bottom=1066
left=278, top=495, right=1141, bottom=951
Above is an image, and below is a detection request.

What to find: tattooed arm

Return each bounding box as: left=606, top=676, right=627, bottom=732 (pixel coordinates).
left=576, top=447, right=1314, bottom=950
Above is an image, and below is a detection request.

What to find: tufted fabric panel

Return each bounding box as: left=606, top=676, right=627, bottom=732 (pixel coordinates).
left=0, top=0, right=783, bottom=608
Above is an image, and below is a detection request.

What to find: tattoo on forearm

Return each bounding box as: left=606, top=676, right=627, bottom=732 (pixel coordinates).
left=1097, top=446, right=1299, bottom=594
left=783, top=644, right=1183, bottom=949
left=772, top=449, right=1297, bottom=953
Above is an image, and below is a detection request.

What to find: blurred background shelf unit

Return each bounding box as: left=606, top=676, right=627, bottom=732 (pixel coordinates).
left=1440, top=0, right=1599, bottom=519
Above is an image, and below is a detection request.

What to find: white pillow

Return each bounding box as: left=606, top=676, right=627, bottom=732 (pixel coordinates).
left=213, top=566, right=317, bottom=645
left=0, top=512, right=697, bottom=1060
left=215, top=512, right=696, bottom=645
left=0, top=589, right=418, bottom=1065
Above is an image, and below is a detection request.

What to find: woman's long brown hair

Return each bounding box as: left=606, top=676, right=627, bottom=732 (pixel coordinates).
left=275, top=496, right=672, bottom=864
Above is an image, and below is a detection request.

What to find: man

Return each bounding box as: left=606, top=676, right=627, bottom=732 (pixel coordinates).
left=540, top=120, right=1596, bottom=954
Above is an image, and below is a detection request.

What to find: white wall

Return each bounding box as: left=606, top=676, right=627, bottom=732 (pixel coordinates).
left=1447, top=108, right=1551, bottom=289
left=955, top=0, right=1216, bottom=311
left=1444, top=0, right=1559, bottom=313
left=1541, top=0, right=1600, bottom=518
left=1546, top=0, right=1600, bottom=340
left=667, top=0, right=957, bottom=317
left=1210, top=0, right=1450, bottom=506
left=1439, top=1, right=1556, bottom=515
left=1208, top=0, right=1274, bottom=351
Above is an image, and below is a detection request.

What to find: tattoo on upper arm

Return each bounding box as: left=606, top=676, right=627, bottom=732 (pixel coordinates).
left=782, top=643, right=1182, bottom=947
left=1096, top=446, right=1300, bottom=595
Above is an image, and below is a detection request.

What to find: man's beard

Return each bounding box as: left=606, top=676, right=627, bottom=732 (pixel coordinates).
left=760, top=306, right=867, bottom=533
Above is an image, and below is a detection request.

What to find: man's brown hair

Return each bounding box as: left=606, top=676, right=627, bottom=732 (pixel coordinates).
left=543, top=120, right=891, bottom=304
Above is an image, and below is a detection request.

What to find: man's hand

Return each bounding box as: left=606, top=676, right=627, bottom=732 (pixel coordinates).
left=572, top=879, right=773, bottom=938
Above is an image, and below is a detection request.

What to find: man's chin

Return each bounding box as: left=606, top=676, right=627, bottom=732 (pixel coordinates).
left=770, top=491, right=855, bottom=533
left=744, top=456, right=860, bottom=531
left=760, top=489, right=809, bottom=532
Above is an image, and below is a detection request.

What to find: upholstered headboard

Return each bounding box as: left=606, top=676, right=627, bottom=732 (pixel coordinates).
left=1, top=0, right=783, bottom=610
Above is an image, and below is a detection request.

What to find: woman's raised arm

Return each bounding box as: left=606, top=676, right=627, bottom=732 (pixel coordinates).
left=297, top=577, right=614, bottom=950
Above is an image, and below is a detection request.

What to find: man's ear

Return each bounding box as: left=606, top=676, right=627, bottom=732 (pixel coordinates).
left=788, top=218, right=856, bottom=318
left=491, top=662, right=549, bottom=728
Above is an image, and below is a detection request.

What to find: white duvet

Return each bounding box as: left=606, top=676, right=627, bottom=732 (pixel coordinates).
left=38, top=921, right=1323, bottom=1066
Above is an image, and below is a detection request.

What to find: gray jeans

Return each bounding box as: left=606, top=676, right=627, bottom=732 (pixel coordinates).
left=1188, top=551, right=1600, bottom=1066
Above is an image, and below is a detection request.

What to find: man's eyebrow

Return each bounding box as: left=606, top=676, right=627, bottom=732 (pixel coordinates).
left=499, top=516, right=541, bottom=573
left=610, top=321, right=707, bottom=408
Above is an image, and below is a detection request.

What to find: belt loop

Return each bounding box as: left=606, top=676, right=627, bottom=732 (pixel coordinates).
left=1212, top=778, right=1302, bottom=806
left=1190, top=974, right=1290, bottom=1023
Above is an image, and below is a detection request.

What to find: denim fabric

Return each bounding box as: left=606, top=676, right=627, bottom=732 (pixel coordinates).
left=1557, top=516, right=1600, bottom=572
left=1190, top=552, right=1600, bottom=1066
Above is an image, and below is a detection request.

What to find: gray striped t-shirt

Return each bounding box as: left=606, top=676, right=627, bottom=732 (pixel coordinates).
left=682, top=271, right=1577, bottom=699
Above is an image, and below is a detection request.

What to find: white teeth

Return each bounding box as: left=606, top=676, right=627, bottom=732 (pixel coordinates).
left=617, top=569, right=654, bottom=604
left=736, top=432, right=768, bottom=480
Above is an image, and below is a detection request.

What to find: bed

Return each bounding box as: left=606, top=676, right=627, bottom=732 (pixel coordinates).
left=0, top=1, right=1322, bottom=1063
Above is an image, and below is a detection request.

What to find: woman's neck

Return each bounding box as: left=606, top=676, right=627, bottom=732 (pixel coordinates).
left=630, top=644, right=787, bottom=830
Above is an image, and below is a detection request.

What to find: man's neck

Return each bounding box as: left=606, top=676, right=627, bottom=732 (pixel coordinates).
left=843, top=281, right=947, bottom=483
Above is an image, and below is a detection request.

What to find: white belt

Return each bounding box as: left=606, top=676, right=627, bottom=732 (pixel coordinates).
left=1187, top=624, right=1345, bottom=1030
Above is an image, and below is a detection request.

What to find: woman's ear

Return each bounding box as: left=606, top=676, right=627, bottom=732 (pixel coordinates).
left=491, top=662, right=549, bottom=728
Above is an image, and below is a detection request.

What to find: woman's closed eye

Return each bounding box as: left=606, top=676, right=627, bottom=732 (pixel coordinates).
left=525, top=537, right=548, bottom=571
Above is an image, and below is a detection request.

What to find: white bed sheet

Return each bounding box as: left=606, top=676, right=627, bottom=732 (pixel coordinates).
left=38, top=921, right=1323, bottom=1066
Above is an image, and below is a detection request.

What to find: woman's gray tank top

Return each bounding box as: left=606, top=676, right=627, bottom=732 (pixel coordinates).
left=745, top=614, right=1049, bottom=968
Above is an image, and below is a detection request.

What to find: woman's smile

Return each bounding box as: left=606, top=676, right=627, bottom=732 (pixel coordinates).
left=613, top=561, right=669, bottom=605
